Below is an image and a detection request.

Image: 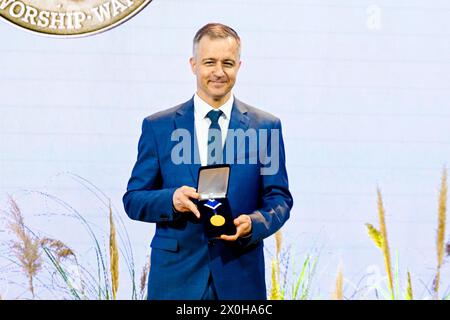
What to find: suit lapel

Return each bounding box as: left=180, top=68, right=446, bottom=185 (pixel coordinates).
left=174, top=97, right=201, bottom=184
left=224, top=98, right=250, bottom=165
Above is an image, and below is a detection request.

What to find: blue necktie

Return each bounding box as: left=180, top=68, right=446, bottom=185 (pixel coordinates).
left=206, top=110, right=223, bottom=165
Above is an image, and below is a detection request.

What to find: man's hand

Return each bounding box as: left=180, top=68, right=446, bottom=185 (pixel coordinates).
left=220, top=214, right=252, bottom=241
left=173, top=186, right=200, bottom=218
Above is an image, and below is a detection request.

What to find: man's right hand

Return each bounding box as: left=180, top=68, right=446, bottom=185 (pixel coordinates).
left=172, top=186, right=201, bottom=219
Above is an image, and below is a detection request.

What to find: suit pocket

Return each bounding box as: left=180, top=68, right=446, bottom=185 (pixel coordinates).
left=150, top=235, right=179, bottom=252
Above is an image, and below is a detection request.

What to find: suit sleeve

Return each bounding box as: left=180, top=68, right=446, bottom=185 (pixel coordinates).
left=242, top=118, right=293, bottom=247
left=122, top=118, right=179, bottom=223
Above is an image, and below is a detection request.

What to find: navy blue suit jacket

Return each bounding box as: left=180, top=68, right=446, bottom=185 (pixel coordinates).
left=123, top=97, right=293, bottom=300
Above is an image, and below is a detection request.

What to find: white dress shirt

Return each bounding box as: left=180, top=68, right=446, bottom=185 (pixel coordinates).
left=194, top=93, right=234, bottom=166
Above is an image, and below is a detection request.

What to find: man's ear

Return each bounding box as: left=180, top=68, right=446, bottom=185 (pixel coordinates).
left=189, top=57, right=196, bottom=74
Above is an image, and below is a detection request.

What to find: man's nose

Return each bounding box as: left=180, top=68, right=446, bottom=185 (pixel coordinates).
left=213, top=65, right=225, bottom=77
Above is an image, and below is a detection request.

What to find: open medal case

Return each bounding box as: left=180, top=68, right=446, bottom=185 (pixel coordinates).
left=196, top=164, right=236, bottom=239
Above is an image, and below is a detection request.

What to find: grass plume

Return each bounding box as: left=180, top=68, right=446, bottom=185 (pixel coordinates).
left=365, top=188, right=395, bottom=299
left=275, top=230, right=282, bottom=259
left=269, top=230, right=284, bottom=300
left=332, top=262, right=344, bottom=300
left=40, top=238, right=75, bottom=262
left=6, top=196, right=42, bottom=298
left=270, top=258, right=280, bottom=300
left=377, top=189, right=394, bottom=299
left=405, top=271, right=413, bottom=300
left=109, top=202, right=119, bottom=300
left=433, top=167, right=447, bottom=299
left=366, top=223, right=383, bottom=249
left=139, top=256, right=150, bottom=300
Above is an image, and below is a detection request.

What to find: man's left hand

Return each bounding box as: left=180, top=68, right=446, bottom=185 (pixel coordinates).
left=220, top=214, right=252, bottom=241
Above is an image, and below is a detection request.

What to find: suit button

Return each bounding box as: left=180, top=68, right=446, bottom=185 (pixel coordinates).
left=208, top=240, right=215, bottom=246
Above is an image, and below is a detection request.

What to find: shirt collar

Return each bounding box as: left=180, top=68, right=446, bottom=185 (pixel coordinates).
left=194, top=93, right=234, bottom=120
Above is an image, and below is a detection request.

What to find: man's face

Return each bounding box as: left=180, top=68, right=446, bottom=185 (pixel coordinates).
left=190, top=36, right=241, bottom=107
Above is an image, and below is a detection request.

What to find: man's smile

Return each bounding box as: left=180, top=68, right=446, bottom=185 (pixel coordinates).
left=209, top=80, right=227, bottom=86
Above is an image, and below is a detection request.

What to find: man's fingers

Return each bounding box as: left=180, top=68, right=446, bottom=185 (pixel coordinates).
left=178, top=186, right=199, bottom=200
left=181, top=187, right=200, bottom=217
left=220, top=224, right=244, bottom=241
left=234, top=217, right=244, bottom=226
left=221, top=215, right=252, bottom=241
left=220, top=234, right=239, bottom=241
left=183, top=189, right=200, bottom=199
left=182, top=186, right=197, bottom=192
left=176, top=198, right=200, bottom=218
left=186, top=201, right=201, bottom=218
left=234, top=216, right=250, bottom=229
left=173, top=186, right=201, bottom=218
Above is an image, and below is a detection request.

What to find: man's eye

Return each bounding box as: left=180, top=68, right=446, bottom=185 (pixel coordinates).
left=205, top=61, right=214, bottom=65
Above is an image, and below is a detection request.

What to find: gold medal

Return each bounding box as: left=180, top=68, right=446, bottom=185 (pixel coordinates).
left=210, top=215, right=225, bottom=227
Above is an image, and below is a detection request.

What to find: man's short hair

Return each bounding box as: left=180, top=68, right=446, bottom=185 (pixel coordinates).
left=193, top=23, right=241, bottom=56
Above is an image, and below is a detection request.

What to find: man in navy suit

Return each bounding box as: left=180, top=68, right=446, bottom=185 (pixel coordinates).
left=123, top=23, right=293, bottom=300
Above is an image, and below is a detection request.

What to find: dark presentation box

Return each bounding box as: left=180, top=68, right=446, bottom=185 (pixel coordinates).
left=196, top=164, right=236, bottom=239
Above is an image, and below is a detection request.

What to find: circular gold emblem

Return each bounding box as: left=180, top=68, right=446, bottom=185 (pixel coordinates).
left=0, top=0, right=152, bottom=37
left=210, top=215, right=225, bottom=227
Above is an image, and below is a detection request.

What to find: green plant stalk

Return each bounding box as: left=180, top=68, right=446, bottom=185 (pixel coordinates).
left=301, top=256, right=318, bottom=300
left=292, top=255, right=310, bottom=300
left=67, top=174, right=138, bottom=299
left=41, top=246, right=81, bottom=300
left=39, top=193, right=111, bottom=300
left=394, top=250, right=400, bottom=300
left=280, top=250, right=291, bottom=300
